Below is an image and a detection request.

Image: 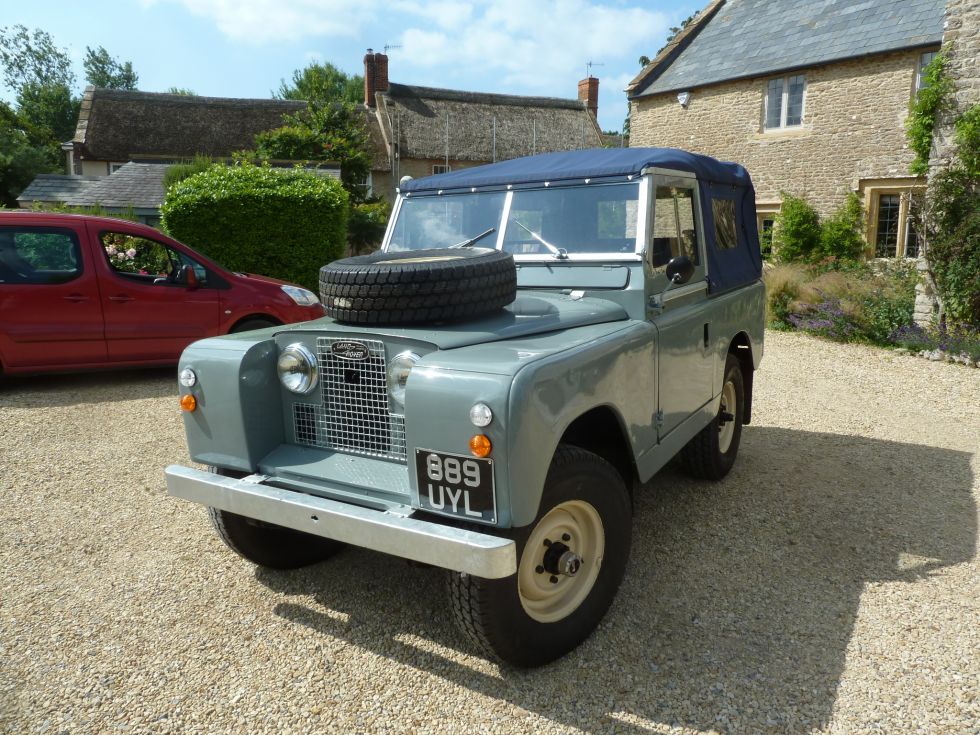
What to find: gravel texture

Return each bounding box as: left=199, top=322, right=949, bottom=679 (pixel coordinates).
left=1, top=330, right=978, bottom=734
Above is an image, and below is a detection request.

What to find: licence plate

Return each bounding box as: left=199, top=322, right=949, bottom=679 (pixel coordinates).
left=415, top=449, right=496, bottom=524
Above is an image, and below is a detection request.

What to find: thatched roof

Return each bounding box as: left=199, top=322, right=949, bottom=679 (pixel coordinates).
left=73, top=87, right=305, bottom=161
left=372, top=83, right=602, bottom=165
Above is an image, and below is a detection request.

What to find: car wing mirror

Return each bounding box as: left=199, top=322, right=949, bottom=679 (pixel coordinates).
left=176, top=264, right=199, bottom=290
left=665, top=255, right=694, bottom=285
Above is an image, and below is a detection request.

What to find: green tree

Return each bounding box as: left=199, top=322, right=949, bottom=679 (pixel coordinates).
left=275, top=62, right=363, bottom=106
left=83, top=45, right=138, bottom=89
left=165, top=87, right=196, bottom=96
left=16, top=82, right=79, bottom=146
left=0, top=25, right=74, bottom=91
left=0, top=108, right=57, bottom=207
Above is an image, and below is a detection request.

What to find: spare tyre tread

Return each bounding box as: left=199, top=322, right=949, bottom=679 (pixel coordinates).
left=319, top=247, right=517, bottom=325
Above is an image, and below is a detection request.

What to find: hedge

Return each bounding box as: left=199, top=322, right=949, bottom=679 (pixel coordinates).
left=161, top=163, right=348, bottom=291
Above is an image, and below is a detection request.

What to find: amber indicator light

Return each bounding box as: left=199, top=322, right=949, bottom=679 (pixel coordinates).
left=179, top=394, right=197, bottom=412
left=469, top=434, right=492, bottom=457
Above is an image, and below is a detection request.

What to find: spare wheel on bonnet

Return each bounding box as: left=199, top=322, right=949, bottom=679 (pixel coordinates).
left=319, top=247, right=517, bottom=325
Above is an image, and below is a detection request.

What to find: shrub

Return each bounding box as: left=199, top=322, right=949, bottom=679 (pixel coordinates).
left=818, top=192, right=866, bottom=261
left=161, top=162, right=348, bottom=291
left=348, top=199, right=390, bottom=255
left=773, top=194, right=820, bottom=262
left=163, top=155, right=214, bottom=190
left=906, top=52, right=952, bottom=176
left=764, top=263, right=807, bottom=326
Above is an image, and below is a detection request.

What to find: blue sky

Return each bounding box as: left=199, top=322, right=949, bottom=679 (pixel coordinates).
left=1, top=0, right=701, bottom=133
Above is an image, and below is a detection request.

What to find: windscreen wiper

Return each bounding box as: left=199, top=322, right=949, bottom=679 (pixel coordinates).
left=512, top=220, right=568, bottom=259
left=449, top=227, right=496, bottom=248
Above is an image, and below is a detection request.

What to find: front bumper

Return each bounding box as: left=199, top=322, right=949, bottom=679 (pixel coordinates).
left=165, top=465, right=517, bottom=578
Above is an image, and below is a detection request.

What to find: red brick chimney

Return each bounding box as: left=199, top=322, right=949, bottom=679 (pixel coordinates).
left=364, top=49, right=376, bottom=106
left=364, top=49, right=390, bottom=107
left=578, top=76, right=599, bottom=119
left=375, top=52, right=389, bottom=95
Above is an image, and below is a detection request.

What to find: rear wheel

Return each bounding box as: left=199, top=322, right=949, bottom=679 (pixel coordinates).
left=448, top=445, right=631, bottom=667
left=206, top=469, right=343, bottom=569
left=681, top=353, right=745, bottom=480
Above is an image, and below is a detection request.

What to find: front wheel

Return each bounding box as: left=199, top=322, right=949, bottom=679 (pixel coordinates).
left=681, top=353, right=745, bottom=480
left=448, top=445, right=632, bottom=667
left=206, top=468, right=343, bottom=569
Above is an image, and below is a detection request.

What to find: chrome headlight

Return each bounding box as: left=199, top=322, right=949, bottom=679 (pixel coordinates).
left=277, top=343, right=318, bottom=394
left=387, top=351, right=420, bottom=412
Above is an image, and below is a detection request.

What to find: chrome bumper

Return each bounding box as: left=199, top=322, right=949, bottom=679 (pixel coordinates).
left=164, top=465, right=517, bottom=579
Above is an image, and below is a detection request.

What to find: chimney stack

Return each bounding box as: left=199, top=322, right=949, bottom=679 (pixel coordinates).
left=364, top=49, right=389, bottom=107
left=578, top=76, right=599, bottom=120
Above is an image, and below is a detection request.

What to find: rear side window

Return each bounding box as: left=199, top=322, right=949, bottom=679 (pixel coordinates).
left=0, top=228, right=81, bottom=284
left=712, top=199, right=739, bottom=250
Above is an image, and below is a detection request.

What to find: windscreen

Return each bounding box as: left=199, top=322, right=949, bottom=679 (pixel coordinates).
left=386, top=182, right=641, bottom=256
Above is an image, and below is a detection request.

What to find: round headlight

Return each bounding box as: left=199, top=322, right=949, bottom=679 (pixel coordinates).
left=179, top=367, right=197, bottom=387
left=469, top=403, right=493, bottom=427
left=387, top=351, right=420, bottom=412
left=277, top=343, right=318, bottom=394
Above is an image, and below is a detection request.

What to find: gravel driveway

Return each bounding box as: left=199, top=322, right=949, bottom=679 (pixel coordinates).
left=1, top=330, right=978, bottom=735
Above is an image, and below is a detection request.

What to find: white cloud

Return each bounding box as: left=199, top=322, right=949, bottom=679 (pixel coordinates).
left=147, top=0, right=378, bottom=42
left=397, top=0, right=669, bottom=94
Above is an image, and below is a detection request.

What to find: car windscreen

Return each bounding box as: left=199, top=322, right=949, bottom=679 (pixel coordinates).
left=386, top=181, right=641, bottom=257
left=387, top=191, right=506, bottom=251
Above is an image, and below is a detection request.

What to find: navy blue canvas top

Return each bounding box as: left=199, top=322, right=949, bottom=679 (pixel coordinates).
left=400, top=147, right=761, bottom=295
left=400, top=147, right=751, bottom=192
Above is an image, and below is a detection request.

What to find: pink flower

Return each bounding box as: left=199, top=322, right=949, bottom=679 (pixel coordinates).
left=106, top=245, right=117, bottom=256
left=126, top=248, right=137, bottom=258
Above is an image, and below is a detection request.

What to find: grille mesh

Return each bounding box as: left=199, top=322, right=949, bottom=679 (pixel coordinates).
left=293, top=338, right=406, bottom=462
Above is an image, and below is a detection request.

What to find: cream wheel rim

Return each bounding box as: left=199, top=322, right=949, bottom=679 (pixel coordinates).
left=718, top=379, right=737, bottom=453
left=518, top=500, right=605, bottom=623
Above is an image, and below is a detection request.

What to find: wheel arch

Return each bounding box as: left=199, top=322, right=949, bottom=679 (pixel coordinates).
left=228, top=314, right=282, bottom=334
left=728, top=331, right=754, bottom=425
left=557, top=405, right=638, bottom=496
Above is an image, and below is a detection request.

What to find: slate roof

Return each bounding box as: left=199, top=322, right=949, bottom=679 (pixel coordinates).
left=15, top=174, right=101, bottom=204
left=74, top=87, right=305, bottom=161
left=632, top=0, right=944, bottom=98
left=372, top=83, right=602, bottom=164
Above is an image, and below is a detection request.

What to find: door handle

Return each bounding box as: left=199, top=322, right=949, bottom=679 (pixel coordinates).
left=109, top=294, right=134, bottom=303
left=63, top=294, right=88, bottom=303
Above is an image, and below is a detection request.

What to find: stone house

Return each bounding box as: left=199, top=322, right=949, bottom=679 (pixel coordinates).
left=627, top=0, right=945, bottom=259
left=361, top=50, right=605, bottom=199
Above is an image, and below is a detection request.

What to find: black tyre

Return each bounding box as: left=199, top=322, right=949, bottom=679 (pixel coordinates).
left=206, top=470, right=343, bottom=569
left=319, top=247, right=516, bottom=325
left=681, top=353, right=745, bottom=480
left=230, top=317, right=278, bottom=333
left=448, top=445, right=632, bottom=667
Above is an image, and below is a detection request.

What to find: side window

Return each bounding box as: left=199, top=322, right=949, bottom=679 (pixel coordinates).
left=712, top=199, right=739, bottom=250
left=650, top=186, right=699, bottom=268
left=0, top=228, right=81, bottom=284
left=100, top=231, right=207, bottom=284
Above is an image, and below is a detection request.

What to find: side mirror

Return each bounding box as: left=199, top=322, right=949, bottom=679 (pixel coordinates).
left=665, top=255, right=695, bottom=285
left=175, top=264, right=199, bottom=290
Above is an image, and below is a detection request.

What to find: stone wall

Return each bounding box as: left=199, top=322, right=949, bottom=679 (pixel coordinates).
left=915, top=0, right=980, bottom=326
left=629, top=48, right=932, bottom=217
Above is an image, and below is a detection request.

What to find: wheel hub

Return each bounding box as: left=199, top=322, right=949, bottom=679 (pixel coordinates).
left=541, top=540, right=583, bottom=577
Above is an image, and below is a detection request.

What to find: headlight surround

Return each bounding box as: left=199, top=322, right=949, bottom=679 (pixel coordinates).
left=281, top=284, right=320, bottom=306
left=277, top=343, right=318, bottom=394
left=386, top=351, right=420, bottom=413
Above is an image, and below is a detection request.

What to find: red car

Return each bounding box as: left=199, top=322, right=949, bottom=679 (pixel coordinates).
left=0, top=212, right=325, bottom=375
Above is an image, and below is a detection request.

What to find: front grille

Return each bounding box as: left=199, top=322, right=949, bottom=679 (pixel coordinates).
left=293, top=337, right=407, bottom=462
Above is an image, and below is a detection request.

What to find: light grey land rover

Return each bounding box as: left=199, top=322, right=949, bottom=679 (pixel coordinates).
left=165, top=148, right=765, bottom=667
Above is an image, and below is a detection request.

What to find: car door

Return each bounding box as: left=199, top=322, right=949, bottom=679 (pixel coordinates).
left=0, top=222, right=107, bottom=369
left=88, top=223, right=220, bottom=363
left=648, top=174, right=715, bottom=438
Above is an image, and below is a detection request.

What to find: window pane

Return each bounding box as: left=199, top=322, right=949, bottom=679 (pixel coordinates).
left=651, top=186, right=698, bottom=267
left=712, top=199, right=739, bottom=250
left=765, top=78, right=783, bottom=129
left=875, top=195, right=900, bottom=257
left=786, top=75, right=805, bottom=126
left=1, top=229, right=81, bottom=284
left=388, top=191, right=506, bottom=250
left=917, top=51, right=937, bottom=90
left=101, top=232, right=175, bottom=276
left=504, top=182, right=639, bottom=255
